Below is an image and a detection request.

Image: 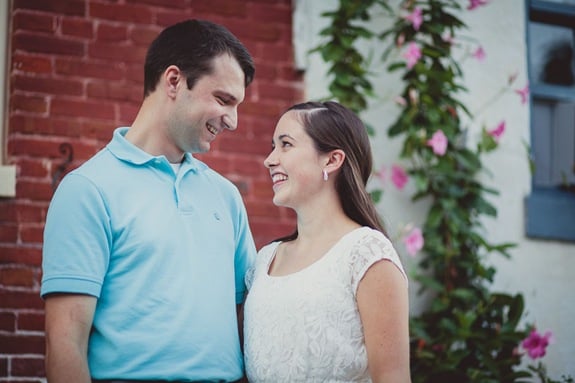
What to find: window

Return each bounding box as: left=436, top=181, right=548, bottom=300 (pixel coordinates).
left=0, top=0, right=15, bottom=197
left=525, top=0, right=575, bottom=241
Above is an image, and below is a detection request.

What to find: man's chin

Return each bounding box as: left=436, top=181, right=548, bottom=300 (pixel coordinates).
left=188, top=142, right=210, bottom=154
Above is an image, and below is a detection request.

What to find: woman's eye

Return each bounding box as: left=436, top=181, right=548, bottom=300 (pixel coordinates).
left=281, top=141, right=292, bottom=148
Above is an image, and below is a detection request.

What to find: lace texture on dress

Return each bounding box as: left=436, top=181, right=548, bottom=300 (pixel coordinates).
left=243, top=227, right=407, bottom=383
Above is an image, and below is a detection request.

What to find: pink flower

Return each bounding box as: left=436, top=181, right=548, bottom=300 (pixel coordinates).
left=408, top=88, right=419, bottom=105
left=391, top=164, right=408, bottom=190
left=403, top=42, right=422, bottom=69
left=396, top=33, right=405, bottom=48
left=522, top=329, right=553, bottom=360
left=515, top=83, right=530, bottom=104
left=403, top=227, right=424, bottom=256
left=488, top=121, right=505, bottom=142
left=374, top=165, right=386, bottom=186
left=427, top=130, right=448, bottom=156
left=473, top=46, right=486, bottom=61
left=405, top=7, right=423, bottom=31
left=468, top=0, right=488, bottom=10
left=395, top=96, right=407, bottom=107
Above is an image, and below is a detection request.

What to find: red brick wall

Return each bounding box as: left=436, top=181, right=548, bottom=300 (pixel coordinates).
left=0, top=0, right=300, bottom=380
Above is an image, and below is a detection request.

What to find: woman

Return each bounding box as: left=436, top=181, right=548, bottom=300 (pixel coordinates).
left=243, top=101, right=411, bottom=383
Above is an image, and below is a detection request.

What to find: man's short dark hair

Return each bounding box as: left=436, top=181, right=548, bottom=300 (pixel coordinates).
left=143, top=19, right=255, bottom=97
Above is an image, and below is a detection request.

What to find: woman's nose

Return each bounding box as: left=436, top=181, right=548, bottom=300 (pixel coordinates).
left=263, top=151, right=276, bottom=168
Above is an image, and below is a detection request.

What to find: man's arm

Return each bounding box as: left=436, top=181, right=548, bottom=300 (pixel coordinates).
left=44, top=294, right=97, bottom=383
left=236, top=302, right=245, bottom=350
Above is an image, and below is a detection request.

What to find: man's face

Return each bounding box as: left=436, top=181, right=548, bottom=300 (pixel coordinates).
left=168, top=53, right=246, bottom=154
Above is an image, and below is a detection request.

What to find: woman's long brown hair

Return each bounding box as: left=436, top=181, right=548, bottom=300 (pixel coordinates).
left=273, top=101, right=387, bottom=243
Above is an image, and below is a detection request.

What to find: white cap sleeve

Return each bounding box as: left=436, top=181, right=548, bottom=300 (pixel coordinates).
left=350, top=230, right=408, bottom=294
left=245, top=241, right=280, bottom=290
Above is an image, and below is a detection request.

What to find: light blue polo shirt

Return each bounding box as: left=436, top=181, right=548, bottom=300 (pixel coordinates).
left=41, top=127, right=256, bottom=381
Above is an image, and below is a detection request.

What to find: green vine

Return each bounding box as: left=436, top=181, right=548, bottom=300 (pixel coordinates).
left=313, top=1, right=572, bottom=382
left=311, top=0, right=390, bottom=116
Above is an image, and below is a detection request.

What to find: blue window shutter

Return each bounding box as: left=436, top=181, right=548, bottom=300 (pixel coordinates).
left=525, top=0, right=575, bottom=242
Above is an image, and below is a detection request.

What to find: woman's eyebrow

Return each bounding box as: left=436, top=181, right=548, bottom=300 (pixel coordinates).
left=278, top=134, right=295, bottom=141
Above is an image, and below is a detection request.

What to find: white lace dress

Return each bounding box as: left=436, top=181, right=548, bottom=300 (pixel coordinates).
left=243, top=227, right=407, bottom=383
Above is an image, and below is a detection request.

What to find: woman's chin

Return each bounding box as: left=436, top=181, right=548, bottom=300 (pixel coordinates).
left=272, top=195, right=286, bottom=208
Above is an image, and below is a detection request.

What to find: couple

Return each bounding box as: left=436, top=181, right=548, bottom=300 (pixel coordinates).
left=41, top=19, right=411, bottom=383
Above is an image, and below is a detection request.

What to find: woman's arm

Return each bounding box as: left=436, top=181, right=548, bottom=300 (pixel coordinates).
left=357, top=260, right=411, bottom=383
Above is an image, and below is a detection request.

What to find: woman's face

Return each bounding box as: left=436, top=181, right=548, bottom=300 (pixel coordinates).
left=263, top=111, right=327, bottom=209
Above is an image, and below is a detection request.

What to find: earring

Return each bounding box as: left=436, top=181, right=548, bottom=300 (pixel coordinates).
left=322, top=169, right=328, bottom=181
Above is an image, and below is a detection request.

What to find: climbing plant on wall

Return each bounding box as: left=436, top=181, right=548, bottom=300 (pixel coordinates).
left=314, top=0, right=572, bottom=382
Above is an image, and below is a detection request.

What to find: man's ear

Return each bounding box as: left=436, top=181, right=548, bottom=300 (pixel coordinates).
left=164, top=65, right=182, bottom=99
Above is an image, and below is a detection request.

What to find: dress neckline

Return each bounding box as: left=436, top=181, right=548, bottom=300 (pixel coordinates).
left=265, top=226, right=370, bottom=279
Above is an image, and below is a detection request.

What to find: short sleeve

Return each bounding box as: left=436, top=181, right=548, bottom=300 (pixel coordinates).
left=350, top=231, right=407, bottom=294
left=41, top=173, right=112, bottom=298
left=245, top=266, right=256, bottom=290
left=245, top=242, right=278, bottom=290
left=231, top=190, right=257, bottom=304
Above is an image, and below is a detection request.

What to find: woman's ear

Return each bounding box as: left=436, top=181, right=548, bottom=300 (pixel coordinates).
left=324, top=149, right=346, bottom=174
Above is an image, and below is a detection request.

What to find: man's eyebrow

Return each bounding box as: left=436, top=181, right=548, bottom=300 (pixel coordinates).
left=216, top=91, right=238, bottom=102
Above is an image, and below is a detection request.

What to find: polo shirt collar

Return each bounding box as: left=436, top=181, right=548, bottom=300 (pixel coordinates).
left=107, top=127, right=201, bottom=172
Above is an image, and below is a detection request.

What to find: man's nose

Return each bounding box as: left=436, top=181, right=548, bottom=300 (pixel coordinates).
left=223, top=108, right=238, bottom=131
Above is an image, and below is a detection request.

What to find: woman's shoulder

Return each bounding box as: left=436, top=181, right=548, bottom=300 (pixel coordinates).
left=258, top=241, right=280, bottom=256
left=352, top=227, right=399, bottom=260
left=348, top=227, right=407, bottom=286
left=351, top=226, right=393, bottom=248
left=246, top=241, right=281, bottom=289
left=254, top=241, right=281, bottom=266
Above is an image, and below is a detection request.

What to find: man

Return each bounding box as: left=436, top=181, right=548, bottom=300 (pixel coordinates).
left=41, top=19, right=256, bottom=383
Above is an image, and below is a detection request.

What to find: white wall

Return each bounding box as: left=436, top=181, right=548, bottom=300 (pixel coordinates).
left=294, top=0, right=575, bottom=378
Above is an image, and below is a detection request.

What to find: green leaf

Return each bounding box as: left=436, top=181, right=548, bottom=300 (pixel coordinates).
left=451, top=288, right=476, bottom=302
left=413, top=173, right=430, bottom=193
left=474, top=197, right=497, bottom=217
left=414, top=275, right=444, bottom=293
left=369, top=189, right=382, bottom=203
left=388, top=62, right=406, bottom=72
left=479, top=129, right=498, bottom=152
left=454, top=150, right=481, bottom=172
